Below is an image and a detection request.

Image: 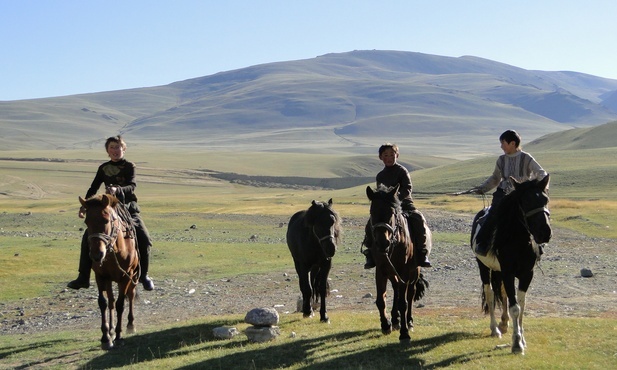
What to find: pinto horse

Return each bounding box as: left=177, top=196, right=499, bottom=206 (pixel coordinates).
left=79, top=194, right=139, bottom=350
left=286, top=199, right=341, bottom=323
left=471, top=175, right=552, bottom=354
left=366, top=185, right=428, bottom=342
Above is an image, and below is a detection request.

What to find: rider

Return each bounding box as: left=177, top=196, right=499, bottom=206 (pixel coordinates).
left=471, top=130, right=547, bottom=256
left=363, top=143, right=432, bottom=269
left=67, top=135, right=155, bottom=291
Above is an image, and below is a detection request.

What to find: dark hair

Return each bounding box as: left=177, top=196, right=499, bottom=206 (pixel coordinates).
left=499, top=130, right=521, bottom=147
left=105, top=135, right=127, bottom=151
left=378, top=142, right=399, bottom=157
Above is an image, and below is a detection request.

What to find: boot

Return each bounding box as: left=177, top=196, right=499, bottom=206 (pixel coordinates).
left=363, top=249, right=376, bottom=269
left=67, top=233, right=92, bottom=289
left=408, top=210, right=432, bottom=268
left=139, top=245, right=154, bottom=291
left=419, top=253, right=432, bottom=268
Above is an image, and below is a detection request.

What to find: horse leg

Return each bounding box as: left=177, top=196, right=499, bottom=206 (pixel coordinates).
left=390, top=279, right=400, bottom=331
left=318, top=262, right=331, bottom=323
left=503, top=272, right=525, bottom=355
left=375, top=273, right=391, bottom=335
left=115, top=287, right=125, bottom=346
left=297, top=268, right=314, bottom=318
left=516, top=270, right=533, bottom=350
left=126, top=282, right=136, bottom=334
left=478, top=261, right=501, bottom=337
left=97, top=288, right=113, bottom=350
left=397, top=282, right=411, bottom=342
left=498, top=282, right=509, bottom=335
left=106, top=282, right=116, bottom=345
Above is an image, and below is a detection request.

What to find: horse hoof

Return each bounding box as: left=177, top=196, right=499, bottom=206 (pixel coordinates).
left=101, top=342, right=114, bottom=351
left=320, top=318, right=331, bottom=324
left=392, top=323, right=401, bottom=331
left=399, top=337, right=411, bottom=344
left=114, top=338, right=125, bottom=347
left=127, top=325, right=136, bottom=334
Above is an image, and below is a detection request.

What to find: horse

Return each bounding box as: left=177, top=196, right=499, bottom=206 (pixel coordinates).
left=286, top=199, right=341, bottom=323
left=79, top=193, right=139, bottom=350
left=470, top=175, right=552, bottom=354
left=366, top=185, right=428, bottom=342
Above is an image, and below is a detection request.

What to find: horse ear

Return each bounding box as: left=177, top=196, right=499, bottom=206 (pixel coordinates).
left=328, top=198, right=333, bottom=206
left=102, top=194, right=110, bottom=207
left=388, top=184, right=400, bottom=197
left=79, top=196, right=87, bottom=207
left=366, top=186, right=374, bottom=199
left=539, top=174, right=550, bottom=190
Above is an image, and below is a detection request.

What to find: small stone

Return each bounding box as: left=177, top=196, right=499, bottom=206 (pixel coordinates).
left=245, top=325, right=280, bottom=342
left=245, top=307, right=279, bottom=326
left=580, top=268, right=593, bottom=278
left=212, top=326, right=239, bottom=339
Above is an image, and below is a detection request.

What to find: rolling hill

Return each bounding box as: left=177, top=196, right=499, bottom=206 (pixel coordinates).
left=2, top=50, right=617, bottom=160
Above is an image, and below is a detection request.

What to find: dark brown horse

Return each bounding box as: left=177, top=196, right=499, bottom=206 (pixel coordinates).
left=366, top=185, right=428, bottom=342
left=286, top=199, right=341, bottom=323
left=79, top=194, right=139, bottom=350
left=471, top=175, right=552, bottom=354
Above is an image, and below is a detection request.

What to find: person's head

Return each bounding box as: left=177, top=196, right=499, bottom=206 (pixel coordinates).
left=378, top=143, right=399, bottom=167
left=499, top=130, right=521, bottom=155
left=104, top=135, right=127, bottom=162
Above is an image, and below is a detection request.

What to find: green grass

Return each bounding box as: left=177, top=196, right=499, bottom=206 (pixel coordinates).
left=1, top=146, right=617, bottom=368
left=1, top=312, right=615, bottom=369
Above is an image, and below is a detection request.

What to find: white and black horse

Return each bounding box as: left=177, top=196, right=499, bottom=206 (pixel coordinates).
left=471, top=175, right=552, bottom=354
left=286, top=199, right=341, bottom=323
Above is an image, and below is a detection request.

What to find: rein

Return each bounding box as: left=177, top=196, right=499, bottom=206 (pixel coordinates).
left=370, top=212, right=409, bottom=283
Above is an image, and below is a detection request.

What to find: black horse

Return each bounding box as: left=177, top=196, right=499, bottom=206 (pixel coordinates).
left=471, top=175, right=552, bottom=354
left=286, top=199, right=341, bottom=323
left=366, top=185, right=428, bottom=342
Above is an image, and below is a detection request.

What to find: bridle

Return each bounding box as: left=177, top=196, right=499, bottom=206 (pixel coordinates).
left=88, top=210, right=119, bottom=256
left=87, top=206, right=139, bottom=283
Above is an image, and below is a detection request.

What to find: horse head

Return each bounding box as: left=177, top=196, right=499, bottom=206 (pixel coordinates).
left=511, top=174, right=552, bottom=245
left=306, top=198, right=339, bottom=258
left=79, top=194, right=120, bottom=265
left=366, top=185, right=407, bottom=253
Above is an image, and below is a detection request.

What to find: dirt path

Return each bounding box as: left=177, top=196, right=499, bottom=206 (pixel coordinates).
left=1, top=211, right=615, bottom=336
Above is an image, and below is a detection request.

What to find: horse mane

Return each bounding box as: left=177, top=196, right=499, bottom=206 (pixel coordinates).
left=305, top=199, right=342, bottom=244
left=370, top=184, right=411, bottom=250
left=84, top=193, right=119, bottom=208
left=493, top=178, right=543, bottom=246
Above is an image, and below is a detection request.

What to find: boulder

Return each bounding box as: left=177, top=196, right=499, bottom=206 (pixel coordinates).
left=244, top=307, right=279, bottom=326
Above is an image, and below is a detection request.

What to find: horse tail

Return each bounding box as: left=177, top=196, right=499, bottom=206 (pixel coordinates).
left=413, top=273, right=429, bottom=302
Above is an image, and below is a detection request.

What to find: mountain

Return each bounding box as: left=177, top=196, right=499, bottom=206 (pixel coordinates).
left=2, top=50, right=617, bottom=158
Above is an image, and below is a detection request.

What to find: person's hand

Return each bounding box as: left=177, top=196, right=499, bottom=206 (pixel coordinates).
left=470, top=187, right=484, bottom=195
left=106, top=186, right=118, bottom=195
left=78, top=206, right=86, bottom=219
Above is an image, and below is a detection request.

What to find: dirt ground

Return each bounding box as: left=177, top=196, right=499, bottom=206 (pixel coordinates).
left=1, top=210, right=615, bottom=336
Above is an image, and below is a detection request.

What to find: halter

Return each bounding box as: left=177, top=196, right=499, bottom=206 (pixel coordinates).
left=313, top=226, right=335, bottom=242
left=370, top=212, right=400, bottom=253
left=88, top=211, right=119, bottom=255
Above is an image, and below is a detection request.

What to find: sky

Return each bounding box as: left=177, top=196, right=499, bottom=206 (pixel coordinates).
left=2, top=1, right=616, bottom=101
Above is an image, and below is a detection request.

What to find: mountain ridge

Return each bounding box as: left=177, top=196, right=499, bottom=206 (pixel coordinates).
left=2, top=50, right=617, bottom=158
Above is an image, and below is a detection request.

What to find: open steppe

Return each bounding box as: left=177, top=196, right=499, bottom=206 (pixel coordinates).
left=1, top=140, right=616, bottom=368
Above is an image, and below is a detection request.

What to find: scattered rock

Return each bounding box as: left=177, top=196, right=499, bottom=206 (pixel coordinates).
left=580, top=268, right=593, bottom=277
left=244, top=307, right=279, bottom=326
left=245, top=325, right=280, bottom=343
left=212, top=326, right=240, bottom=339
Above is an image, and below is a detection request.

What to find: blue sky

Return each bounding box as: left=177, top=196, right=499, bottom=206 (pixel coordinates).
left=2, top=1, right=615, bottom=101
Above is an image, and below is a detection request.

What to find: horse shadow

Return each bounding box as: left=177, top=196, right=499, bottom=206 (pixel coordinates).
left=82, top=319, right=490, bottom=369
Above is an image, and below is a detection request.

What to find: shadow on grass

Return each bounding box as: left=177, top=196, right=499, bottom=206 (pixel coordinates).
left=80, top=319, right=483, bottom=369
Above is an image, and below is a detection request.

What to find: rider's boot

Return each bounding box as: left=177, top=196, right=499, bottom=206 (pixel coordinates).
left=139, top=245, right=154, bottom=291
left=67, top=232, right=92, bottom=289
left=408, top=210, right=432, bottom=268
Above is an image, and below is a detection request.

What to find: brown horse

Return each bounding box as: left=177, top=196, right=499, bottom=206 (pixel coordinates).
left=366, top=185, right=428, bottom=342
left=79, top=194, right=139, bottom=350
